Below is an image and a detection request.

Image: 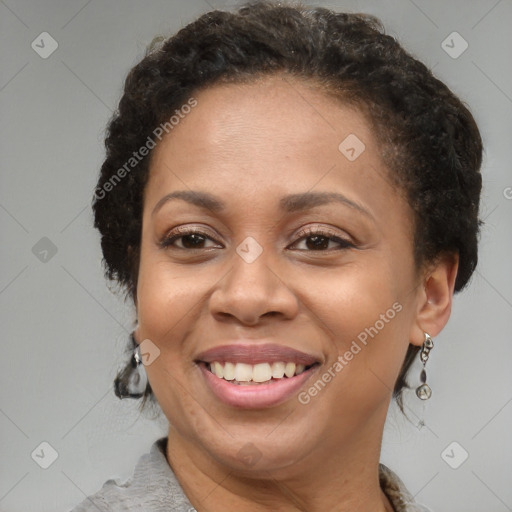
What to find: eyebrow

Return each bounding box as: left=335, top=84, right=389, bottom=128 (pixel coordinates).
left=151, top=190, right=373, bottom=218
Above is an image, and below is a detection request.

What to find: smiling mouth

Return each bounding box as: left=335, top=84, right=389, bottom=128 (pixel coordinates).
left=200, top=361, right=320, bottom=385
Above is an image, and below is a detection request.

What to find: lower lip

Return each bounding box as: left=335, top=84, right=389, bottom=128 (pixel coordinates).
left=198, top=363, right=318, bottom=409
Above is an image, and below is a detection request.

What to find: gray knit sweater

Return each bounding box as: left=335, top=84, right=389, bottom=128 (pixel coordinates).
left=69, top=437, right=432, bottom=511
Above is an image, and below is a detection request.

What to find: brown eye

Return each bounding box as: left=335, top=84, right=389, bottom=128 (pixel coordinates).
left=160, top=228, right=222, bottom=250
left=291, top=228, right=355, bottom=251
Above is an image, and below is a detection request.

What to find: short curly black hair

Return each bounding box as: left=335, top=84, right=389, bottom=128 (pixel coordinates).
left=94, top=0, right=483, bottom=412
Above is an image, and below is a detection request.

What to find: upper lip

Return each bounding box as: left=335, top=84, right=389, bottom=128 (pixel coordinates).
left=195, top=343, right=321, bottom=366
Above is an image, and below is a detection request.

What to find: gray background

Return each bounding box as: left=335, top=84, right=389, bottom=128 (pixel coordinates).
left=1, top=0, right=511, bottom=511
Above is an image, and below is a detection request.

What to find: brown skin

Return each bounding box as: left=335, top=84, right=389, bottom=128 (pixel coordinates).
left=133, top=74, right=458, bottom=512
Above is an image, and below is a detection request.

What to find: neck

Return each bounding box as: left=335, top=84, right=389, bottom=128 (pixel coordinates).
left=165, top=408, right=395, bottom=512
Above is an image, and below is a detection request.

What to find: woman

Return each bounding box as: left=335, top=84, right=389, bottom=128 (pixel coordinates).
left=72, top=1, right=482, bottom=510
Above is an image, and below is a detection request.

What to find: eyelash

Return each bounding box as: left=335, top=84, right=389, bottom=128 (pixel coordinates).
left=159, top=226, right=355, bottom=252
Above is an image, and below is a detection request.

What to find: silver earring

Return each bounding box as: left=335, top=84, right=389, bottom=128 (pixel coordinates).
left=416, top=332, right=434, bottom=400
left=113, top=333, right=148, bottom=399
left=133, top=343, right=143, bottom=367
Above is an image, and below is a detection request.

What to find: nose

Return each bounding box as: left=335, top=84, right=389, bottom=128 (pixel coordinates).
left=209, top=246, right=299, bottom=326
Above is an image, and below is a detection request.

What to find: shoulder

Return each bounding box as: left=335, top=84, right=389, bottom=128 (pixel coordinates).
left=379, top=463, right=433, bottom=512
left=68, top=437, right=196, bottom=512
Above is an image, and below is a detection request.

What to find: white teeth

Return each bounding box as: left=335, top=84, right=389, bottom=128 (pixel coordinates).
left=252, top=363, right=272, bottom=383
left=234, top=362, right=253, bottom=382
left=284, top=362, right=296, bottom=378
left=223, top=361, right=235, bottom=381
left=271, top=361, right=286, bottom=379
left=211, top=361, right=224, bottom=379
left=208, top=361, right=311, bottom=382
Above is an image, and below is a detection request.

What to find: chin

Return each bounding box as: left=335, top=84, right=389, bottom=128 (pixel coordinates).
left=199, top=422, right=317, bottom=475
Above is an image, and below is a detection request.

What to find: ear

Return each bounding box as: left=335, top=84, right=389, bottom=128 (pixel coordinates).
left=409, top=252, right=459, bottom=346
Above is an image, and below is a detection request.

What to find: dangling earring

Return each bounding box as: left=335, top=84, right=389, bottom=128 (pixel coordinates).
left=113, top=332, right=148, bottom=399
left=416, top=332, right=434, bottom=400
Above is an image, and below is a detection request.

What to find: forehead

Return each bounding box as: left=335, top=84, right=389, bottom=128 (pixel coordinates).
left=148, top=76, right=381, bottom=185
left=144, top=75, right=409, bottom=230
left=157, top=76, right=368, bottom=146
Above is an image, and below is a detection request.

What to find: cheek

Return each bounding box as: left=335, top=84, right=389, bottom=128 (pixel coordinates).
left=137, top=270, right=192, bottom=338
left=135, top=244, right=213, bottom=342
left=295, top=260, right=412, bottom=404
left=135, top=253, right=208, bottom=434
left=298, top=258, right=401, bottom=335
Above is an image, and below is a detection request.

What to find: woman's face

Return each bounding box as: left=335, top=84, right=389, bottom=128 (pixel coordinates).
left=135, top=75, right=425, bottom=474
